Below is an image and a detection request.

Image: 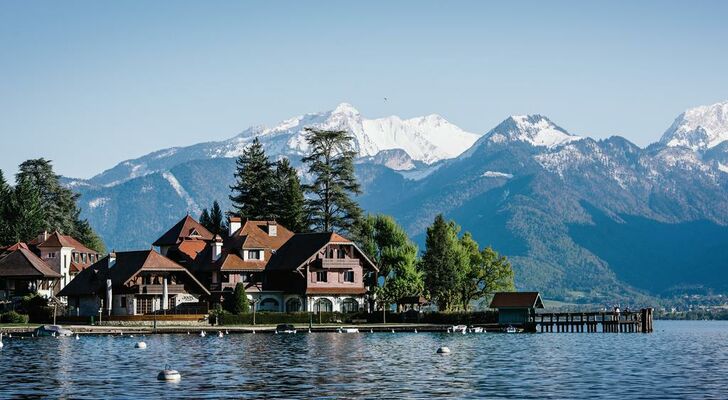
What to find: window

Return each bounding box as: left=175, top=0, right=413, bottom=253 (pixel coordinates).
left=343, top=271, right=354, bottom=283
left=286, top=298, right=302, bottom=312
left=259, top=298, right=280, bottom=312
left=47, top=252, right=56, bottom=259
left=73, top=253, right=79, bottom=263
left=314, top=298, right=333, bottom=312
left=342, top=298, right=359, bottom=313
left=82, top=254, right=87, bottom=263
left=316, top=271, right=327, bottom=282
left=248, top=250, right=262, bottom=260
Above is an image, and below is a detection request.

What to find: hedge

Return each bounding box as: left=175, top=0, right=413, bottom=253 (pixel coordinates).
left=1, top=311, right=30, bottom=324
left=215, top=310, right=498, bottom=325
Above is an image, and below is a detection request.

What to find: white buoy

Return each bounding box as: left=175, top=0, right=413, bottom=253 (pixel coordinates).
left=187, top=332, right=190, bottom=335
left=200, top=331, right=206, bottom=337
left=414, top=329, right=418, bottom=333
left=370, top=329, right=373, bottom=333
left=225, top=330, right=229, bottom=335
left=157, top=365, right=181, bottom=382
left=135, top=341, right=147, bottom=349
left=308, top=329, right=311, bottom=333
left=218, top=331, right=224, bottom=338
left=252, top=330, right=256, bottom=334
left=436, top=346, right=451, bottom=354
left=391, top=329, right=395, bottom=333
left=8, top=334, right=11, bottom=338
left=130, top=335, right=135, bottom=338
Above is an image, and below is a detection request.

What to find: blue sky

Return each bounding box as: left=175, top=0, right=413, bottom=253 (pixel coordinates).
left=1, top=1, right=727, bottom=178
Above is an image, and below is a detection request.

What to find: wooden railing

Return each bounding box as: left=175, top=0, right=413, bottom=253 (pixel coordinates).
left=138, top=284, right=186, bottom=294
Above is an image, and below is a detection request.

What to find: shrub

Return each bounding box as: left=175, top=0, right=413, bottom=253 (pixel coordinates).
left=19, top=294, right=53, bottom=323
left=1, top=311, right=30, bottom=324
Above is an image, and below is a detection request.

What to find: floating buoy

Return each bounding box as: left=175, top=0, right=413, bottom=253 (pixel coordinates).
left=135, top=341, right=147, bottom=349
left=225, top=330, right=229, bottom=335
left=8, top=334, right=11, bottom=338
left=130, top=335, right=135, bottom=338
left=414, top=329, right=418, bottom=333
left=308, top=329, right=311, bottom=333
left=187, top=332, right=190, bottom=335
left=157, top=365, right=181, bottom=382
left=370, top=329, right=373, bottom=333
left=436, top=346, right=451, bottom=354
left=200, top=331, right=206, bottom=337
left=252, top=330, right=256, bottom=334
left=391, top=329, right=395, bottom=333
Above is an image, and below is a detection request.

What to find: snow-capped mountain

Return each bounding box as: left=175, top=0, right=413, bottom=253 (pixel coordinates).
left=67, top=100, right=728, bottom=304
left=461, top=114, right=581, bottom=159
left=660, top=100, right=728, bottom=151
left=84, top=103, right=479, bottom=187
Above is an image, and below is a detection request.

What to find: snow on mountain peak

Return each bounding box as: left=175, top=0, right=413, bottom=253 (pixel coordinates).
left=660, top=100, right=728, bottom=151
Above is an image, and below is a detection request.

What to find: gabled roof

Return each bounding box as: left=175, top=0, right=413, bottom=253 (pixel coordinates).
left=216, top=252, right=267, bottom=272
left=59, top=249, right=209, bottom=297
left=266, top=232, right=378, bottom=272
left=153, top=215, right=214, bottom=247
left=227, top=220, right=294, bottom=250
left=0, top=248, right=61, bottom=278
left=37, top=231, right=98, bottom=254
left=489, top=292, right=544, bottom=309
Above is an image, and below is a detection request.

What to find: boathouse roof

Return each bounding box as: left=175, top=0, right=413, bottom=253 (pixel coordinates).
left=490, top=292, right=544, bottom=309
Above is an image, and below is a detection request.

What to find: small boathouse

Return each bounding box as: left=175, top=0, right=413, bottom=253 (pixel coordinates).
left=490, top=291, right=544, bottom=327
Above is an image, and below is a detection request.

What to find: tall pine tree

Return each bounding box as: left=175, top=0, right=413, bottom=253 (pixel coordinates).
left=301, top=128, right=362, bottom=233
left=229, top=138, right=275, bottom=219
left=272, top=158, right=307, bottom=232
left=199, top=200, right=226, bottom=235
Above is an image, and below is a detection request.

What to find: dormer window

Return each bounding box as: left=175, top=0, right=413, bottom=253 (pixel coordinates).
left=248, top=250, right=262, bottom=260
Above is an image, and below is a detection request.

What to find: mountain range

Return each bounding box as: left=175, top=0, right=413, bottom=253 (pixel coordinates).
left=63, top=101, right=728, bottom=303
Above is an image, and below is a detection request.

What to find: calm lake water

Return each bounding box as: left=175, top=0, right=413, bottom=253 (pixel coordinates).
left=1, top=321, right=727, bottom=399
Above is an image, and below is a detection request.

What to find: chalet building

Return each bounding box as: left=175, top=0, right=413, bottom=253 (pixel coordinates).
left=58, top=249, right=210, bottom=316
left=29, top=231, right=100, bottom=293
left=0, top=243, right=61, bottom=301
left=155, top=215, right=378, bottom=313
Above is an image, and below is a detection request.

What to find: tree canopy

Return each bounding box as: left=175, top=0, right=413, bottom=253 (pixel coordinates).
left=200, top=200, right=226, bottom=236
left=272, top=158, right=307, bottom=232
left=0, top=159, right=105, bottom=252
left=229, top=137, right=276, bottom=219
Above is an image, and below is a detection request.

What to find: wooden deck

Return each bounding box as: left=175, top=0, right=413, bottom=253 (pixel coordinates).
left=534, top=308, right=654, bottom=333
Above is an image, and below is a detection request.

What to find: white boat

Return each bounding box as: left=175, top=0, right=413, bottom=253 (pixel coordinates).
left=451, top=325, right=467, bottom=333
left=505, top=326, right=520, bottom=333
left=468, top=326, right=485, bottom=333
left=34, top=325, right=73, bottom=337
left=275, top=324, right=297, bottom=334
left=338, top=327, right=359, bottom=333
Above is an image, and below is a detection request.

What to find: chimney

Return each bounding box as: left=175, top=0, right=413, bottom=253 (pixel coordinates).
left=267, top=221, right=277, bottom=237
left=212, top=235, right=223, bottom=261
left=108, top=252, right=116, bottom=269
left=229, top=216, right=242, bottom=236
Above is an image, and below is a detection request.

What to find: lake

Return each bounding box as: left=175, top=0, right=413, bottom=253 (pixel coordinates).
left=1, top=321, right=726, bottom=399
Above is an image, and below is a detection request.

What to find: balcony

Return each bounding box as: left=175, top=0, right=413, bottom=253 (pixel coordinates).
left=319, top=258, right=359, bottom=269
left=138, top=284, right=186, bottom=294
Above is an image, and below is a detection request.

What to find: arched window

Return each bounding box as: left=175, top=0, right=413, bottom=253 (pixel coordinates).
left=314, top=298, right=333, bottom=313
left=286, top=298, right=302, bottom=312
left=259, top=298, right=280, bottom=312
left=341, top=298, right=359, bottom=313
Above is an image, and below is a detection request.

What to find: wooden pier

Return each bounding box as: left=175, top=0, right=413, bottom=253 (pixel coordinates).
left=534, top=308, right=653, bottom=333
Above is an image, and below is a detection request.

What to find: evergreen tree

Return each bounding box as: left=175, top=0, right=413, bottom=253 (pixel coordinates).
left=199, top=201, right=226, bottom=235
left=272, top=158, right=307, bottom=232
left=226, top=282, right=250, bottom=314
left=0, top=170, right=10, bottom=244
left=229, top=138, right=275, bottom=219
left=301, top=128, right=362, bottom=233
left=209, top=201, right=225, bottom=235
left=421, top=214, right=468, bottom=311
left=199, top=208, right=212, bottom=230
left=0, top=159, right=105, bottom=252
left=6, top=178, right=45, bottom=244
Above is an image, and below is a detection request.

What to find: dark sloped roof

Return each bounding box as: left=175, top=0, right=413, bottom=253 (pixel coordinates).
left=0, top=248, right=61, bottom=278
left=489, top=292, right=544, bottom=309
left=153, top=215, right=214, bottom=246
left=59, top=249, right=209, bottom=297
left=266, top=232, right=336, bottom=271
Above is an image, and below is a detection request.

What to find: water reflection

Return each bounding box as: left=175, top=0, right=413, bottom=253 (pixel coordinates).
left=1, top=321, right=727, bottom=399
